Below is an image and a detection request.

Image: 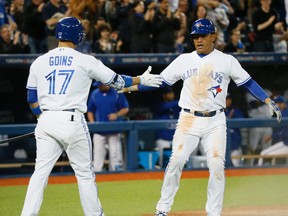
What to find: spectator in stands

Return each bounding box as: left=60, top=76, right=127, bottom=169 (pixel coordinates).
left=224, top=0, right=247, bottom=40
left=191, top=3, right=208, bottom=23
left=176, top=0, right=194, bottom=53
left=272, top=22, right=288, bottom=53
left=205, top=0, right=230, bottom=51
left=76, top=19, right=94, bottom=53
left=22, top=0, right=48, bottom=53
left=246, top=89, right=273, bottom=154
left=151, top=0, right=181, bottom=53
left=97, top=0, right=119, bottom=31
left=223, top=28, right=245, bottom=53
left=128, top=0, right=154, bottom=53
left=0, top=24, right=30, bottom=53
left=87, top=82, right=129, bottom=172
left=230, top=0, right=248, bottom=22
left=174, top=1, right=190, bottom=53
left=225, top=94, right=244, bottom=167
left=285, top=0, right=288, bottom=27
left=92, top=22, right=121, bottom=53
left=0, top=0, right=9, bottom=27
left=116, top=0, right=133, bottom=53
left=168, top=0, right=179, bottom=13
left=42, top=0, right=69, bottom=50
left=8, top=0, right=25, bottom=31
left=153, top=87, right=181, bottom=168
left=258, top=95, right=288, bottom=166
left=284, top=89, right=288, bottom=101
left=252, top=0, right=282, bottom=52
left=69, top=0, right=97, bottom=26
left=93, top=16, right=106, bottom=41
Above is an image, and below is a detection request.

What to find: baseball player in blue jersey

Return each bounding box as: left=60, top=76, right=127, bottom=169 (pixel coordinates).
left=87, top=83, right=129, bottom=172
left=258, top=95, right=288, bottom=166
left=153, top=87, right=181, bottom=168
left=120, top=18, right=282, bottom=216
left=22, top=17, right=162, bottom=216
left=225, top=94, right=244, bottom=167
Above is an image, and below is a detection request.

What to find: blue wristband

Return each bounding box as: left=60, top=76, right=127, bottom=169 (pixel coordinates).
left=121, top=75, right=133, bottom=87
left=138, top=85, right=158, bottom=91
left=30, top=106, right=42, bottom=115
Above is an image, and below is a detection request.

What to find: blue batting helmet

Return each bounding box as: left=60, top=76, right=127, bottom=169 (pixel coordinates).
left=55, top=17, right=84, bottom=45
left=190, top=18, right=216, bottom=35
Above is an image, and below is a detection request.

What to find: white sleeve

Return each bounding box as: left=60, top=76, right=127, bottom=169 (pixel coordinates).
left=229, top=56, right=251, bottom=86
left=88, top=57, right=116, bottom=85
left=160, top=55, right=183, bottom=85
left=26, top=61, right=37, bottom=90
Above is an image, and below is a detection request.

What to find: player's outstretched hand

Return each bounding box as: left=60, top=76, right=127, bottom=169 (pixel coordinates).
left=117, top=85, right=138, bottom=93
left=267, top=100, right=282, bottom=123
left=139, top=66, right=162, bottom=87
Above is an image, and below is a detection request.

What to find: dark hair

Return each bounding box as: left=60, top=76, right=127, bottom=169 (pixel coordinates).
left=98, top=23, right=112, bottom=33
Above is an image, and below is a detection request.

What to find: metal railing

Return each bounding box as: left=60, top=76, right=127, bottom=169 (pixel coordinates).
left=0, top=118, right=287, bottom=170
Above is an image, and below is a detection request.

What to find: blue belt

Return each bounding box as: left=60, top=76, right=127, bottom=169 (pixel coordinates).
left=183, top=108, right=224, bottom=117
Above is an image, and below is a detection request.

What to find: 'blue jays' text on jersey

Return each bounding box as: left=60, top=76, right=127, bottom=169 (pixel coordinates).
left=160, top=49, right=251, bottom=111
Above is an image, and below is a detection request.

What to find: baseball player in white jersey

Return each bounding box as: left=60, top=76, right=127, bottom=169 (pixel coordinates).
left=120, top=18, right=282, bottom=216
left=21, top=17, right=162, bottom=216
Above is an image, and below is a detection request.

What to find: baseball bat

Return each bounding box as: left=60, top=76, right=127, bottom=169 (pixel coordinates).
left=0, top=132, right=35, bottom=144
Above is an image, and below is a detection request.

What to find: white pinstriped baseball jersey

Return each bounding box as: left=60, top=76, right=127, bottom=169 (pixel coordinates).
left=26, top=47, right=116, bottom=113
left=161, top=49, right=251, bottom=111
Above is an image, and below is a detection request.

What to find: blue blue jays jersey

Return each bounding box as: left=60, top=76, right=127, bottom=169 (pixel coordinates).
left=154, top=100, right=181, bottom=141
left=87, top=88, right=129, bottom=134
left=225, top=107, right=243, bottom=150
left=272, top=108, right=288, bottom=145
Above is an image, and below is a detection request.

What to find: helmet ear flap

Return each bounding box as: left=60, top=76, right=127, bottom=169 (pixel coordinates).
left=78, top=32, right=85, bottom=44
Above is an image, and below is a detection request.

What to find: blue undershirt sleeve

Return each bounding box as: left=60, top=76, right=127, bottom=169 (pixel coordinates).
left=240, top=78, right=269, bottom=103
left=27, top=89, right=38, bottom=103
left=27, top=89, right=42, bottom=116
left=120, top=75, right=133, bottom=87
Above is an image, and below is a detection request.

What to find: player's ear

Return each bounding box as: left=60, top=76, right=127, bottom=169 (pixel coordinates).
left=211, top=33, right=217, bottom=43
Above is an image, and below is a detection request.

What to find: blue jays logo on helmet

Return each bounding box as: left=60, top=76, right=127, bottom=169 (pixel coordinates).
left=55, top=17, right=85, bottom=45
left=190, top=18, right=216, bottom=35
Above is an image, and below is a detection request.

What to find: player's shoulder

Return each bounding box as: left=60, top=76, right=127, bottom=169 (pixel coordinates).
left=30, top=51, right=49, bottom=66
left=89, top=88, right=101, bottom=99
left=175, top=52, right=195, bottom=60
left=213, top=49, right=237, bottom=60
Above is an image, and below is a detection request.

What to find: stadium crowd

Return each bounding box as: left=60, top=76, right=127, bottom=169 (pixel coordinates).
left=0, top=0, right=288, bottom=54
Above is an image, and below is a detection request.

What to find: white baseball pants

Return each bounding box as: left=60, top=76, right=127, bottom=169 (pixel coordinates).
left=156, top=111, right=226, bottom=216
left=258, top=141, right=288, bottom=166
left=21, top=111, right=104, bottom=216
left=93, top=133, right=124, bottom=171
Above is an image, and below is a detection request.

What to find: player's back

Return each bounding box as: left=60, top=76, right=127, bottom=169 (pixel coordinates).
left=28, top=47, right=114, bottom=113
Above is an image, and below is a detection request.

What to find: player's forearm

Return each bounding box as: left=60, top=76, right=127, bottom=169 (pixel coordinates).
left=116, top=108, right=129, bottom=117
left=241, top=78, right=269, bottom=102
left=86, top=112, right=95, bottom=122
left=131, top=77, right=141, bottom=85
left=27, top=89, right=41, bottom=117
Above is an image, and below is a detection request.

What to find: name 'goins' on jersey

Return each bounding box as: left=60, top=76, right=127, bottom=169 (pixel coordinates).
left=26, top=47, right=116, bottom=113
